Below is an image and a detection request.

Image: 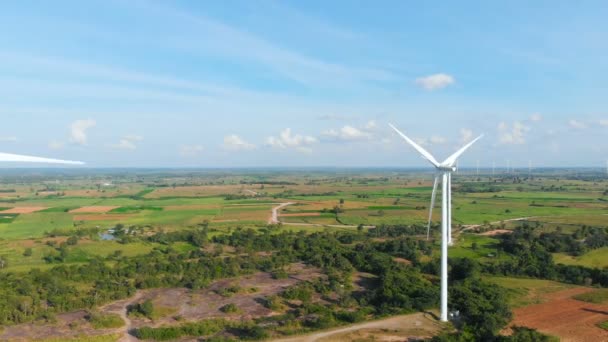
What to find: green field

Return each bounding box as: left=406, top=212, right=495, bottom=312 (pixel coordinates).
left=554, top=247, right=608, bottom=268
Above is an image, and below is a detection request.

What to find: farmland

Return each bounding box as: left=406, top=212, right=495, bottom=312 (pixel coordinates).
left=1, top=168, right=608, bottom=341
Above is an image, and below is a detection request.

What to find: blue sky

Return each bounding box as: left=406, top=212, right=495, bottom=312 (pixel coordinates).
left=1, top=0, right=607, bottom=168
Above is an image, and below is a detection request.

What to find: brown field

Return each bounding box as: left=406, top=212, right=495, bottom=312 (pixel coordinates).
left=509, top=287, right=608, bottom=341
left=69, top=206, right=119, bottom=213
left=73, top=214, right=134, bottom=221
left=0, top=206, right=48, bottom=214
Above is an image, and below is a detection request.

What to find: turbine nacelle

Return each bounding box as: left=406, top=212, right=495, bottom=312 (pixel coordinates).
left=437, top=165, right=456, bottom=172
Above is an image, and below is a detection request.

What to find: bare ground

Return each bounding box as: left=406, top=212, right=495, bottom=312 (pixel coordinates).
left=508, top=287, right=608, bottom=342
left=69, top=206, right=120, bottom=213
left=0, top=206, right=48, bottom=214
left=272, top=312, right=443, bottom=342
left=0, top=264, right=324, bottom=341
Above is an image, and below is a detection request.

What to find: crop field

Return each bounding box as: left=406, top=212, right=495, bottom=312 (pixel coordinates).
left=1, top=169, right=608, bottom=341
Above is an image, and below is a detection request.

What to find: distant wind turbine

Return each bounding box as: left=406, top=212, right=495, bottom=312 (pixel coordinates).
left=0, top=152, right=84, bottom=165
left=389, top=124, right=483, bottom=322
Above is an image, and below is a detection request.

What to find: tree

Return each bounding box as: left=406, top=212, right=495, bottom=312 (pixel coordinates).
left=450, top=279, right=512, bottom=339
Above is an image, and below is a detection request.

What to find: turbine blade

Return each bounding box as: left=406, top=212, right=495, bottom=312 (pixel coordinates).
left=0, top=152, right=85, bottom=165
left=427, top=175, right=439, bottom=240
left=389, top=124, right=440, bottom=167
left=442, top=135, right=484, bottom=167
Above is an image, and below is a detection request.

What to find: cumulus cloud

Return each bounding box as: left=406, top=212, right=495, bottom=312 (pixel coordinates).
left=415, top=73, right=455, bottom=90
left=48, top=140, right=65, bottom=150
left=323, top=125, right=371, bottom=141
left=364, top=120, right=377, bottom=130
left=599, top=119, right=608, bottom=127
left=322, top=120, right=379, bottom=142
left=530, top=113, right=542, bottom=122
left=498, top=121, right=529, bottom=144
left=0, top=136, right=18, bottom=142
left=460, top=128, right=473, bottom=143
left=266, top=128, right=317, bottom=153
left=110, top=135, right=143, bottom=150
left=568, top=119, right=587, bottom=129
left=430, top=135, right=447, bottom=144
left=69, top=119, right=96, bottom=145
left=180, top=145, right=204, bottom=157
left=223, top=135, right=256, bottom=151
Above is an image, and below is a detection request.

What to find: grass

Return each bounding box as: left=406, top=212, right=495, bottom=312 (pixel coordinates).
left=450, top=234, right=505, bottom=261
left=554, top=247, right=608, bottom=269
left=109, top=205, right=164, bottom=213
left=87, top=313, right=124, bottom=329
left=597, top=321, right=608, bottom=331
left=0, top=213, right=18, bottom=223
left=485, top=276, right=576, bottom=307
left=573, top=289, right=608, bottom=304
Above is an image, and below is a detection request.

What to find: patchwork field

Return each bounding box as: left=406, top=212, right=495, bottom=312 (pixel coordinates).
left=1, top=170, right=608, bottom=341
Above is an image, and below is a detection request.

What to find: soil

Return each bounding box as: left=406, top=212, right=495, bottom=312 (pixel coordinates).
left=0, top=206, right=48, bottom=214
left=69, top=206, right=120, bottom=213
left=73, top=214, right=134, bottom=221
left=508, top=287, right=608, bottom=342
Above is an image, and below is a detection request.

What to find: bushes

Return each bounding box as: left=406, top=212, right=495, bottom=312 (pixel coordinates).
left=86, top=312, right=124, bottom=329
left=220, top=303, right=240, bottom=314
left=128, top=299, right=154, bottom=319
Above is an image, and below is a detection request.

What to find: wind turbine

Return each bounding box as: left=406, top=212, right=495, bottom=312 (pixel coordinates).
left=389, top=124, right=483, bottom=322
left=0, top=152, right=84, bottom=165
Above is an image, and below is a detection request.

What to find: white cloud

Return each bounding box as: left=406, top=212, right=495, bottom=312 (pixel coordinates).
left=48, top=140, right=65, bottom=150
left=110, top=135, right=143, bottom=150
left=498, top=121, right=529, bottom=145
left=599, top=119, right=608, bottom=127
left=69, top=119, right=96, bottom=145
left=430, top=135, right=446, bottom=145
left=266, top=128, right=317, bottom=153
left=415, top=73, right=455, bottom=90
left=322, top=125, right=371, bottom=141
left=180, top=145, right=204, bottom=157
left=530, top=113, right=542, bottom=122
left=568, top=119, right=587, bottom=129
left=0, top=136, right=17, bottom=142
left=364, top=120, right=377, bottom=130
left=223, top=134, right=256, bottom=151
left=124, top=134, right=143, bottom=141
left=111, top=139, right=136, bottom=150
left=460, top=128, right=473, bottom=143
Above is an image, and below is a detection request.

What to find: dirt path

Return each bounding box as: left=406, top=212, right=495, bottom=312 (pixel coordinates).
left=272, top=312, right=442, bottom=342
left=461, top=217, right=536, bottom=233
left=100, top=291, right=144, bottom=342
left=244, top=189, right=259, bottom=196
left=269, top=202, right=295, bottom=224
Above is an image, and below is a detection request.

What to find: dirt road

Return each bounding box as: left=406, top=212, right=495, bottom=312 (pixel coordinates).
left=272, top=312, right=442, bottom=342
left=101, top=291, right=144, bottom=342
left=269, top=202, right=295, bottom=224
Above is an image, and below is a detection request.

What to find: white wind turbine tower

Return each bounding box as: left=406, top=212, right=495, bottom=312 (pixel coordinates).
left=389, top=124, right=483, bottom=322
left=0, top=152, right=84, bottom=165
